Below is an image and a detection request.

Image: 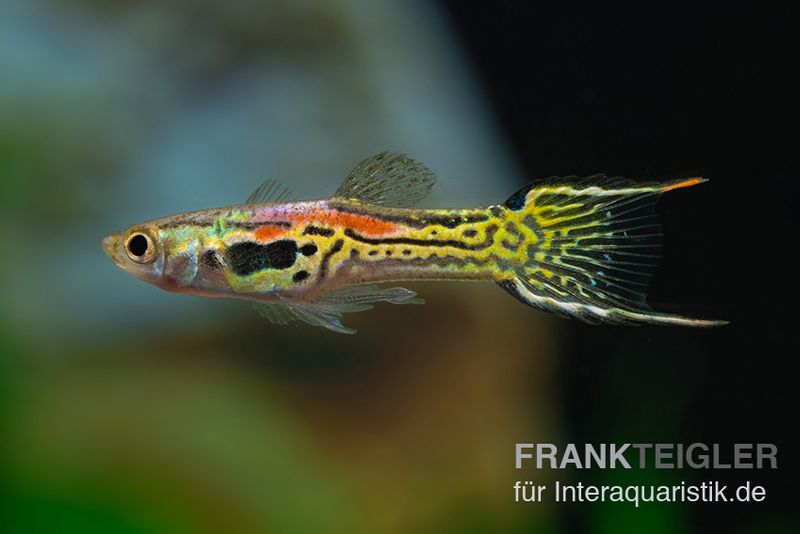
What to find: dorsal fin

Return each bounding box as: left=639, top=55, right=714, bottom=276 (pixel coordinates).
left=245, top=178, right=293, bottom=205
left=333, top=151, right=437, bottom=207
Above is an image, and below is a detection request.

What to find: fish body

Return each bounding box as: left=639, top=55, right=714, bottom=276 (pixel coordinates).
left=103, top=152, right=725, bottom=333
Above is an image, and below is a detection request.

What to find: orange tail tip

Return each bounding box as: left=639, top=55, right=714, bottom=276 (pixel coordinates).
left=661, top=177, right=707, bottom=192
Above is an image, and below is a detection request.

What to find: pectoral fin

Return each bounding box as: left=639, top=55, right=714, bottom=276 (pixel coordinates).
left=164, top=247, right=199, bottom=286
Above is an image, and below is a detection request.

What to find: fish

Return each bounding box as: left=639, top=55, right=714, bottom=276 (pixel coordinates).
left=102, top=151, right=726, bottom=333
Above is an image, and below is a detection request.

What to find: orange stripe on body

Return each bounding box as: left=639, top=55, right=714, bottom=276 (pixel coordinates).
left=254, top=225, right=287, bottom=242
left=252, top=205, right=403, bottom=240
left=335, top=211, right=401, bottom=236
left=286, top=208, right=402, bottom=236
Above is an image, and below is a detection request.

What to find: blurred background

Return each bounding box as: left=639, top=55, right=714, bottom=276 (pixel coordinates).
left=0, top=1, right=795, bottom=532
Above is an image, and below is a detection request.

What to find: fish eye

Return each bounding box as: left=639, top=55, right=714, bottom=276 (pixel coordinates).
left=125, top=232, right=156, bottom=263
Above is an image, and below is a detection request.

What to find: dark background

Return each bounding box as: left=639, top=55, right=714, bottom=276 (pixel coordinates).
left=443, top=2, right=795, bottom=531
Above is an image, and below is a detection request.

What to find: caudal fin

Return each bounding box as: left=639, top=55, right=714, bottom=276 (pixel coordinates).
left=497, top=175, right=726, bottom=327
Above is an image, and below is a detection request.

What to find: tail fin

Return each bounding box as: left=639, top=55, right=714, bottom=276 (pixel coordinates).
left=497, top=175, right=726, bottom=327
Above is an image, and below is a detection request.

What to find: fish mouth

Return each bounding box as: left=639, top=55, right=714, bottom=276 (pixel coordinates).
left=102, top=234, right=122, bottom=265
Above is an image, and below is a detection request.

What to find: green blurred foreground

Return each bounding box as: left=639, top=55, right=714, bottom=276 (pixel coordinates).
left=1, top=287, right=558, bottom=532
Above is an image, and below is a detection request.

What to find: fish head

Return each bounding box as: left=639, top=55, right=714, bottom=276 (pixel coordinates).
left=103, top=217, right=224, bottom=293
left=102, top=224, right=168, bottom=286
left=103, top=209, right=323, bottom=298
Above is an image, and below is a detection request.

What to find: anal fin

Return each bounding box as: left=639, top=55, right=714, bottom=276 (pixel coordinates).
left=253, top=284, right=423, bottom=334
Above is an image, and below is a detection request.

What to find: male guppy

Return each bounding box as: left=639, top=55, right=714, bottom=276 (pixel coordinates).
left=102, top=152, right=725, bottom=333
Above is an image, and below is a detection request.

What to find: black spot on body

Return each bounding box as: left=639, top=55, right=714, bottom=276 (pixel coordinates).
left=303, top=226, right=334, bottom=237
left=368, top=250, right=378, bottom=256
left=202, top=250, right=223, bottom=270
left=227, top=240, right=299, bottom=276
left=293, top=270, right=310, bottom=282
left=422, top=212, right=488, bottom=228
left=343, top=228, right=495, bottom=251
left=329, top=202, right=488, bottom=229
left=300, top=244, right=318, bottom=256
left=402, top=249, right=412, bottom=255
left=318, top=239, right=344, bottom=280
left=463, top=229, right=478, bottom=238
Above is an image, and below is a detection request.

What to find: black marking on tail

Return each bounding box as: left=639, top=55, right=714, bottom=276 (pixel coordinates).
left=505, top=185, right=534, bottom=211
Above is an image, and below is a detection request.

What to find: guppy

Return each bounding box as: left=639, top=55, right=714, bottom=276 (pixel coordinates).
left=102, top=152, right=725, bottom=333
